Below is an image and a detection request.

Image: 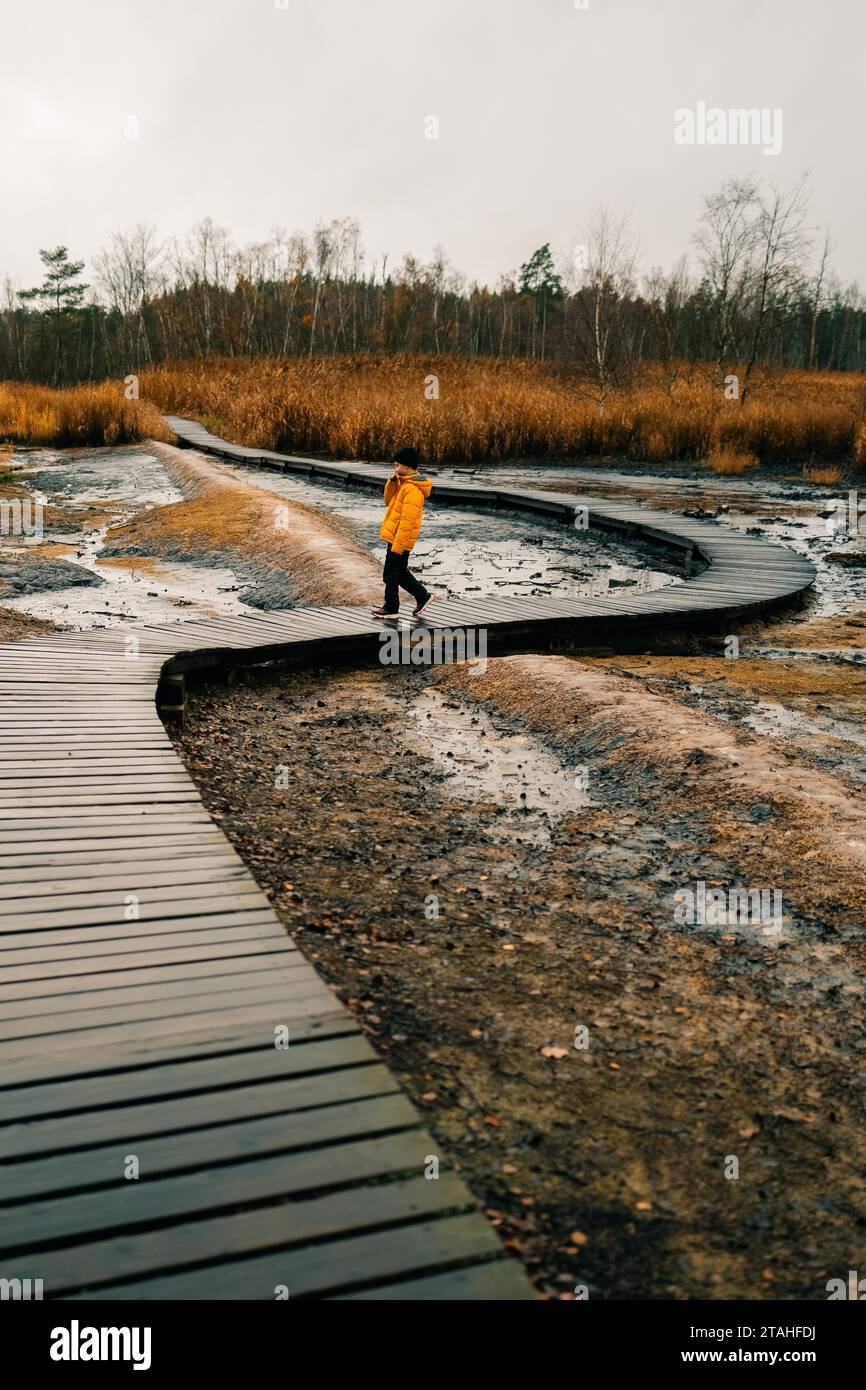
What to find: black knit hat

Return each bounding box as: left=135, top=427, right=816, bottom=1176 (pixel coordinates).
left=393, top=446, right=420, bottom=469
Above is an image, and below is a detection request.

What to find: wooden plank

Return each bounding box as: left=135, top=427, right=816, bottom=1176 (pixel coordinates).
left=0, top=861, right=249, bottom=902
left=0, top=1032, right=376, bottom=1121
left=0, top=792, right=201, bottom=815
left=64, top=1213, right=508, bottom=1300
left=0, top=976, right=318, bottom=1041
left=0, top=1092, right=417, bottom=1203
left=0, top=908, right=281, bottom=954
left=0, top=890, right=272, bottom=933
left=0, top=1060, right=396, bottom=1164
left=12, top=1173, right=471, bottom=1297
left=0, top=775, right=192, bottom=795
left=332, top=1260, right=536, bottom=1300
left=0, top=1130, right=429, bottom=1254
left=0, top=950, right=309, bottom=1004
left=0, top=812, right=213, bottom=839
left=0, top=851, right=242, bottom=887
left=0, top=879, right=269, bottom=923
left=0, top=933, right=290, bottom=979
left=0, top=994, right=349, bottom=1069
left=0, top=1012, right=357, bottom=1089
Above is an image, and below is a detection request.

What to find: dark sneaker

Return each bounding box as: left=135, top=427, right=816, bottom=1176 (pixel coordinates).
left=371, top=607, right=400, bottom=620
left=413, top=595, right=439, bottom=617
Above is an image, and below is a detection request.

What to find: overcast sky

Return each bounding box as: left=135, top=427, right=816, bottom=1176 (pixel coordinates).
left=2, top=0, right=864, bottom=293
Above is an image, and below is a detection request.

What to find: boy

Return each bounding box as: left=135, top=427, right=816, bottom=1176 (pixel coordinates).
left=372, top=445, right=437, bottom=619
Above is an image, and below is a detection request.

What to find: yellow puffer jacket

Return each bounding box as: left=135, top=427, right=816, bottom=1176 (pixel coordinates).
left=379, top=473, right=432, bottom=553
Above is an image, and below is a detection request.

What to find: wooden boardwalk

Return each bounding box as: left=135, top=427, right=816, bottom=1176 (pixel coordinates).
left=0, top=422, right=816, bottom=1300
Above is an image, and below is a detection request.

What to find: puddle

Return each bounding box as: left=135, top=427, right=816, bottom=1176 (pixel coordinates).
left=225, top=461, right=683, bottom=601
left=739, top=696, right=866, bottom=750
left=404, top=687, right=592, bottom=846
left=2, top=447, right=256, bottom=630
left=746, top=645, right=866, bottom=666
left=3, top=551, right=253, bottom=629
left=442, top=461, right=862, bottom=620
left=32, top=448, right=182, bottom=509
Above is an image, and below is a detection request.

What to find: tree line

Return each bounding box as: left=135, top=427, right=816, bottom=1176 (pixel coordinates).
left=2, top=174, right=864, bottom=391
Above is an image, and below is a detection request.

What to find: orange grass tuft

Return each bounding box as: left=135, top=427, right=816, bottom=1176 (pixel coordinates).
left=0, top=382, right=174, bottom=448
left=707, top=445, right=758, bottom=476
left=803, top=465, right=843, bottom=485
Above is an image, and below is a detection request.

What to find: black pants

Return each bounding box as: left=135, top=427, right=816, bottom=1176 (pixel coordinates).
left=383, top=543, right=429, bottom=611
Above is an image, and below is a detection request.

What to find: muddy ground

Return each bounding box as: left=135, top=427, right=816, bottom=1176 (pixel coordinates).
left=170, top=648, right=866, bottom=1302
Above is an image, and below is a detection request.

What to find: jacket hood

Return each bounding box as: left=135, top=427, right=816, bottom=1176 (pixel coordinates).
left=404, top=473, right=432, bottom=498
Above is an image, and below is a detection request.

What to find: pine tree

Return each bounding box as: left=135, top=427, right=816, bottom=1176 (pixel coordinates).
left=518, top=243, right=563, bottom=300
left=517, top=243, right=563, bottom=359
left=18, top=247, right=89, bottom=381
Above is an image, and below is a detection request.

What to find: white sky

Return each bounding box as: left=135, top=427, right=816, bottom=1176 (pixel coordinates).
left=1, top=0, right=864, bottom=292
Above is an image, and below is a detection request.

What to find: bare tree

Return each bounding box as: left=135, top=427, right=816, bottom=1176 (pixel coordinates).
left=94, top=223, right=163, bottom=366
left=740, top=175, right=813, bottom=401
left=694, top=175, right=760, bottom=381
left=644, top=255, right=691, bottom=393
left=571, top=207, right=637, bottom=412
left=807, top=227, right=833, bottom=370
left=308, top=221, right=338, bottom=356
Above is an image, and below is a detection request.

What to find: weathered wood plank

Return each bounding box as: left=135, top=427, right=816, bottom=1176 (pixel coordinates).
left=10, top=1174, right=471, bottom=1298
left=0, top=1130, right=430, bottom=1255
left=64, top=1213, right=511, bottom=1300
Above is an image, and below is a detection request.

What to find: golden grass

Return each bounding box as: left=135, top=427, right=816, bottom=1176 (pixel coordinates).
left=108, top=442, right=380, bottom=607
left=0, top=382, right=174, bottom=448
left=3, top=359, right=864, bottom=468
left=95, top=555, right=169, bottom=575
left=140, top=356, right=866, bottom=468
left=707, top=445, right=758, bottom=476
left=803, top=465, right=843, bottom=485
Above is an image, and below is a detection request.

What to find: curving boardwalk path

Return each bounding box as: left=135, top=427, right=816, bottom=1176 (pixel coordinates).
left=0, top=420, right=816, bottom=1300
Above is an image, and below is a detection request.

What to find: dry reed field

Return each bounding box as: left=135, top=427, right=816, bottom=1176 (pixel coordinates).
left=1, top=361, right=865, bottom=469
left=141, top=356, right=866, bottom=469
left=0, top=381, right=172, bottom=447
